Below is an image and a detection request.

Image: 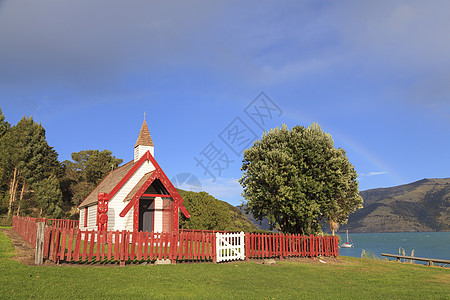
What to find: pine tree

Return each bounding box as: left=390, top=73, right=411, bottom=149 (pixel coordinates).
left=240, top=123, right=363, bottom=235
left=34, top=175, right=63, bottom=218
left=0, top=107, right=11, bottom=213
left=0, top=107, right=10, bottom=139
left=0, top=116, right=62, bottom=216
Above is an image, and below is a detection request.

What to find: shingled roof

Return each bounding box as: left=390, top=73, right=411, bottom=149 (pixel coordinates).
left=78, top=160, right=136, bottom=208
left=135, top=120, right=154, bottom=147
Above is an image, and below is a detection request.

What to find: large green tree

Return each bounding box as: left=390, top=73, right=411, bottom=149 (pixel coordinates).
left=63, top=150, right=123, bottom=206
left=239, top=123, right=363, bottom=235
left=0, top=115, right=62, bottom=216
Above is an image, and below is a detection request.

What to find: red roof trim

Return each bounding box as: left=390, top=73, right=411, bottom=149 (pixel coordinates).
left=119, top=170, right=157, bottom=217
left=118, top=151, right=191, bottom=219
left=145, top=151, right=190, bottom=218
left=142, top=194, right=172, bottom=197
left=107, top=151, right=151, bottom=200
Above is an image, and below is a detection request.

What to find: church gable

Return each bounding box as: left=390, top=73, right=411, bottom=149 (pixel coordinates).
left=123, top=176, right=168, bottom=204
left=145, top=179, right=168, bottom=195
left=119, top=160, right=190, bottom=220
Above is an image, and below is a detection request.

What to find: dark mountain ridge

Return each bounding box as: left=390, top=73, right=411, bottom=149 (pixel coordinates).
left=341, top=178, right=450, bottom=233
left=239, top=178, right=449, bottom=233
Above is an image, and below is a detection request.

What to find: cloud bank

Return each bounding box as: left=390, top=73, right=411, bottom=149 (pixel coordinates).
left=1, top=0, right=450, bottom=112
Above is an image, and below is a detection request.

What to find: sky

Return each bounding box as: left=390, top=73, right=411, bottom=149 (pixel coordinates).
left=0, top=0, right=449, bottom=206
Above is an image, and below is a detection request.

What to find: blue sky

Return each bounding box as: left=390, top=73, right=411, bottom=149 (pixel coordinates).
left=0, top=1, right=449, bottom=206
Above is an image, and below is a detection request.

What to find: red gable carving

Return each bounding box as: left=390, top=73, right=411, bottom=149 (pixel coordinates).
left=117, top=150, right=190, bottom=219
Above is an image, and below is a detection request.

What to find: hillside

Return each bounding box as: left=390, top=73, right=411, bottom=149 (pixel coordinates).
left=177, top=189, right=258, bottom=232
left=341, top=178, right=450, bottom=233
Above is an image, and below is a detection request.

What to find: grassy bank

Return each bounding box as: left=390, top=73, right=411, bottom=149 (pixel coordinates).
left=0, top=229, right=449, bottom=299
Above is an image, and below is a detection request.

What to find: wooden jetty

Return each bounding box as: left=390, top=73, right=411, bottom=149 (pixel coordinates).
left=381, top=253, right=450, bottom=267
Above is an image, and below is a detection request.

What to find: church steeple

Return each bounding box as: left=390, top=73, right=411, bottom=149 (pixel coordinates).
left=135, top=120, right=154, bottom=147
left=134, top=119, right=154, bottom=162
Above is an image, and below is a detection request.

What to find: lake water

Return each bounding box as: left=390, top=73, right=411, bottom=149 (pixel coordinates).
left=337, top=232, right=450, bottom=266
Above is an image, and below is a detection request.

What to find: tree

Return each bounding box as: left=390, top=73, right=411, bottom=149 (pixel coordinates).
left=34, top=175, right=63, bottom=218
left=0, top=116, right=62, bottom=216
left=0, top=108, right=10, bottom=214
left=63, top=150, right=123, bottom=206
left=239, top=123, right=363, bottom=235
left=0, top=107, right=10, bottom=139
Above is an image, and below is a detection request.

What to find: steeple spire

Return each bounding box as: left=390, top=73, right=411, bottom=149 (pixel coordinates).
left=134, top=120, right=154, bottom=147
left=134, top=118, right=154, bottom=162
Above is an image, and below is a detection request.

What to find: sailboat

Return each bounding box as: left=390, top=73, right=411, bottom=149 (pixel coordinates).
left=341, top=230, right=353, bottom=248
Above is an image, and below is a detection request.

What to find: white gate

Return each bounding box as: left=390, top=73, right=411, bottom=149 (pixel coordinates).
left=216, top=232, right=245, bottom=262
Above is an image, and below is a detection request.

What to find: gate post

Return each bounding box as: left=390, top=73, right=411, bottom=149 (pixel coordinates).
left=35, top=222, right=45, bottom=265
left=215, top=232, right=220, bottom=263
left=240, top=231, right=245, bottom=261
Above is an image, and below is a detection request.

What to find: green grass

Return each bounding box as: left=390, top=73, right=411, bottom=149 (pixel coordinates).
left=0, top=229, right=449, bottom=299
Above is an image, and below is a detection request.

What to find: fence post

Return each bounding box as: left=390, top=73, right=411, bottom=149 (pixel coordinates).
left=240, top=231, right=245, bottom=261
left=211, top=232, right=217, bottom=263
left=35, top=222, right=45, bottom=265
left=245, top=233, right=249, bottom=261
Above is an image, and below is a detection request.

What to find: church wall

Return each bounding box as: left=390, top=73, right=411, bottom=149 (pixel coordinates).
left=78, top=208, right=85, bottom=230
left=88, top=205, right=97, bottom=229
left=107, top=159, right=155, bottom=231
left=79, top=204, right=98, bottom=231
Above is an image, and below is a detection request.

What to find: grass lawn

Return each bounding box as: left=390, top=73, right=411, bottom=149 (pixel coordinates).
left=1, top=228, right=449, bottom=299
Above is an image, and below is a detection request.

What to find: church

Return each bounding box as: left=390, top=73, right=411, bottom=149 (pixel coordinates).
left=77, top=120, right=190, bottom=232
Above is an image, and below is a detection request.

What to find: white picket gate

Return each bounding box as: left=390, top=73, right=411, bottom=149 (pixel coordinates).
left=216, top=231, right=245, bottom=262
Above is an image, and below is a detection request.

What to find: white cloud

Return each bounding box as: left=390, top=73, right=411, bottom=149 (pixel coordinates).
left=361, top=171, right=388, bottom=177
left=199, top=177, right=243, bottom=206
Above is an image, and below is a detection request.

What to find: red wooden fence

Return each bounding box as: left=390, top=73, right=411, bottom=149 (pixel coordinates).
left=245, top=233, right=339, bottom=259
left=12, top=215, right=38, bottom=246
left=12, top=216, right=339, bottom=265
left=42, top=228, right=216, bottom=264
left=16, top=216, right=78, bottom=230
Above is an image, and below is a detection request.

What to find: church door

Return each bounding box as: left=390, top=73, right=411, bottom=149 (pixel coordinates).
left=139, top=199, right=154, bottom=232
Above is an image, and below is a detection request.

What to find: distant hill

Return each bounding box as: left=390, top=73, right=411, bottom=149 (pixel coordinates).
left=237, top=205, right=278, bottom=232
left=237, top=205, right=267, bottom=230
left=222, top=202, right=261, bottom=232
left=341, top=178, right=450, bottom=233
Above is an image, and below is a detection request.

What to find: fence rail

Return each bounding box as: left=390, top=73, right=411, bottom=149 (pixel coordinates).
left=50, top=219, right=79, bottom=230
left=12, top=215, right=339, bottom=265
left=16, top=216, right=79, bottom=230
